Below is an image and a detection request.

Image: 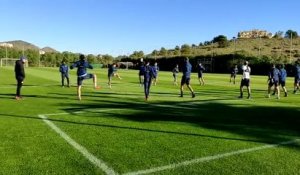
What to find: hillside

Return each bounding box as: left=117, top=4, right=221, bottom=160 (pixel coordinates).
left=203, top=38, right=300, bottom=59
left=0, top=40, right=57, bottom=53
left=151, top=38, right=300, bottom=61
left=1, top=40, right=39, bottom=50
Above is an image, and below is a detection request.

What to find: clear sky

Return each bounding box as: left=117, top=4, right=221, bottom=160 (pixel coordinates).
left=0, top=0, right=299, bottom=56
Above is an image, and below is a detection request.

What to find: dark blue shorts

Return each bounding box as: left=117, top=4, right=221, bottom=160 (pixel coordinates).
left=269, top=80, right=279, bottom=87
left=198, top=72, right=203, bottom=78
left=181, top=76, right=190, bottom=86
left=77, top=74, right=94, bottom=86
left=279, top=80, right=286, bottom=87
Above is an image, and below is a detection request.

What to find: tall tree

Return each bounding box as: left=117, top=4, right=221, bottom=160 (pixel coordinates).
left=159, top=47, right=167, bottom=56
left=285, top=30, right=298, bottom=38
left=87, top=54, right=96, bottom=64
left=152, top=50, right=159, bottom=58
left=181, top=44, right=191, bottom=55
left=213, top=35, right=229, bottom=48
left=273, top=31, right=284, bottom=38
left=130, top=51, right=144, bottom=59
left=174, top=46, right=181, bottom=56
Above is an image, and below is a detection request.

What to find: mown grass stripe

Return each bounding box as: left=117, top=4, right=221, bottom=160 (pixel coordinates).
left=124, top=139, right=299, bottom=175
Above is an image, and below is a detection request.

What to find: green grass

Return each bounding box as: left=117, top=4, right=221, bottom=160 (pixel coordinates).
left=0, top=67, right=299, bottom=175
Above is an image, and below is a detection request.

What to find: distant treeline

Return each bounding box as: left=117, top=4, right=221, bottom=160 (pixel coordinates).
left=121, top=54, right=298, bottom=76
left=1, top=46, right=298, bottom=76
left=0, top=48, right=114, bottom=67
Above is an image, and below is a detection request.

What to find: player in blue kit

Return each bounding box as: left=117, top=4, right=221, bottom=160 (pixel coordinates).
left=180, top=57, right=195, bottom=98
left=107, top=63, right=121, bottom=89
left=70, top=54, right=99, bottom=100
left=172, top=64, right=179, bottom=85
left=278, top=64, right=288, bottom=97
left=152, top=62, right=159, bottom=86
left=59, top=60, right=70, bottom=87
left=143, top=61, right=155, bottom=101
left=267, top=64, right=280, bottom=99
left=138, top=59, right=145, bottom=87
left=230, top=64, right=239, bottom=84
left=197, top=62, right=205, bottom=85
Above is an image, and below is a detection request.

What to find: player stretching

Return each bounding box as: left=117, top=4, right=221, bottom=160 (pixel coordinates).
left=70, top=54, right=99, bottom=100
left=108, top=63, right=121, bottom=89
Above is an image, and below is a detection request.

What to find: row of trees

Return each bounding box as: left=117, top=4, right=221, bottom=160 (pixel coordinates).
left=0, top=48, right=114, bottom=67
left=273, top=30, right=298, bottom=39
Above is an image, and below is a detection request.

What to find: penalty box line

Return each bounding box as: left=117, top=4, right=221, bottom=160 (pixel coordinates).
left=38, top=109, right=119, bottom=175
left=123, top=139, right=299, bottom=175
left=38, top=110, right=299, bottom=175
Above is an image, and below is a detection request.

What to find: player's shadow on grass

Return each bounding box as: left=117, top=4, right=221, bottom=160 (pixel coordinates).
left=59, top=98, right=300, bottom=148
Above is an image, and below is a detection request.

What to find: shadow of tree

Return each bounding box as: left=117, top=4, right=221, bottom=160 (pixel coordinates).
left=55, top=91, right=300, bottom=147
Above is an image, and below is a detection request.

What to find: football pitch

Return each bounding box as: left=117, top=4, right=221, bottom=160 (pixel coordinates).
left=0, top=67, right=299, bottom=175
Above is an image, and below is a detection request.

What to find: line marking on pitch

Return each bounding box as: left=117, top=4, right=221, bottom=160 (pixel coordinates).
left=38, top=109, right=119, bottom=175
left=39, top=110, right=299, bottom=175
left=123, top=139, right=299, bottom=175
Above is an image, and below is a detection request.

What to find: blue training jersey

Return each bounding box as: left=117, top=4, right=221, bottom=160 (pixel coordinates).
left=143, top=65, right=155, bottom=79
left=279, top=68, right=287, bottom=81
left=70, top=60, right=93, bottom=77
left=269, top=68, right=280, bottom=81
left=182, top=61, right=192, bottom=78
left=139, top=64, right=145, bottom=75
left=59, top=64, right=69, bottom=74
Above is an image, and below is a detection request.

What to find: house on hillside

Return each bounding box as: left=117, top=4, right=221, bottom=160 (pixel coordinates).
left=0, top=43, right=13, bottom=48
left=238, top=29, right=272, bottom=39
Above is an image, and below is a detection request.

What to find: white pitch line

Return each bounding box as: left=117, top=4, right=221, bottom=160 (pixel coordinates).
left=41, top=109, right=121, bottom=116
left=38, top=114, right=118, bottom=175
left=124, top=139, right=299, bottom=175
left=41, top=112, right=77, bottom=116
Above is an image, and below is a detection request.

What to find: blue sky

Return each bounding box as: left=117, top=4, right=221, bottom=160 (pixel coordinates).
left=0, top=0, right=299, bottom=56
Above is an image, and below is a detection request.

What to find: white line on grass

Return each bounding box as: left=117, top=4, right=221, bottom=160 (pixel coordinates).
left=124, top=139, right=299, bottom=175
left=42, top=109, right=120, bottom=116
left=42, top=111, right=84, bottom=116
left=38, top=114, right=118, bottom=175
left=40, top=110, right=299, bottom=175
